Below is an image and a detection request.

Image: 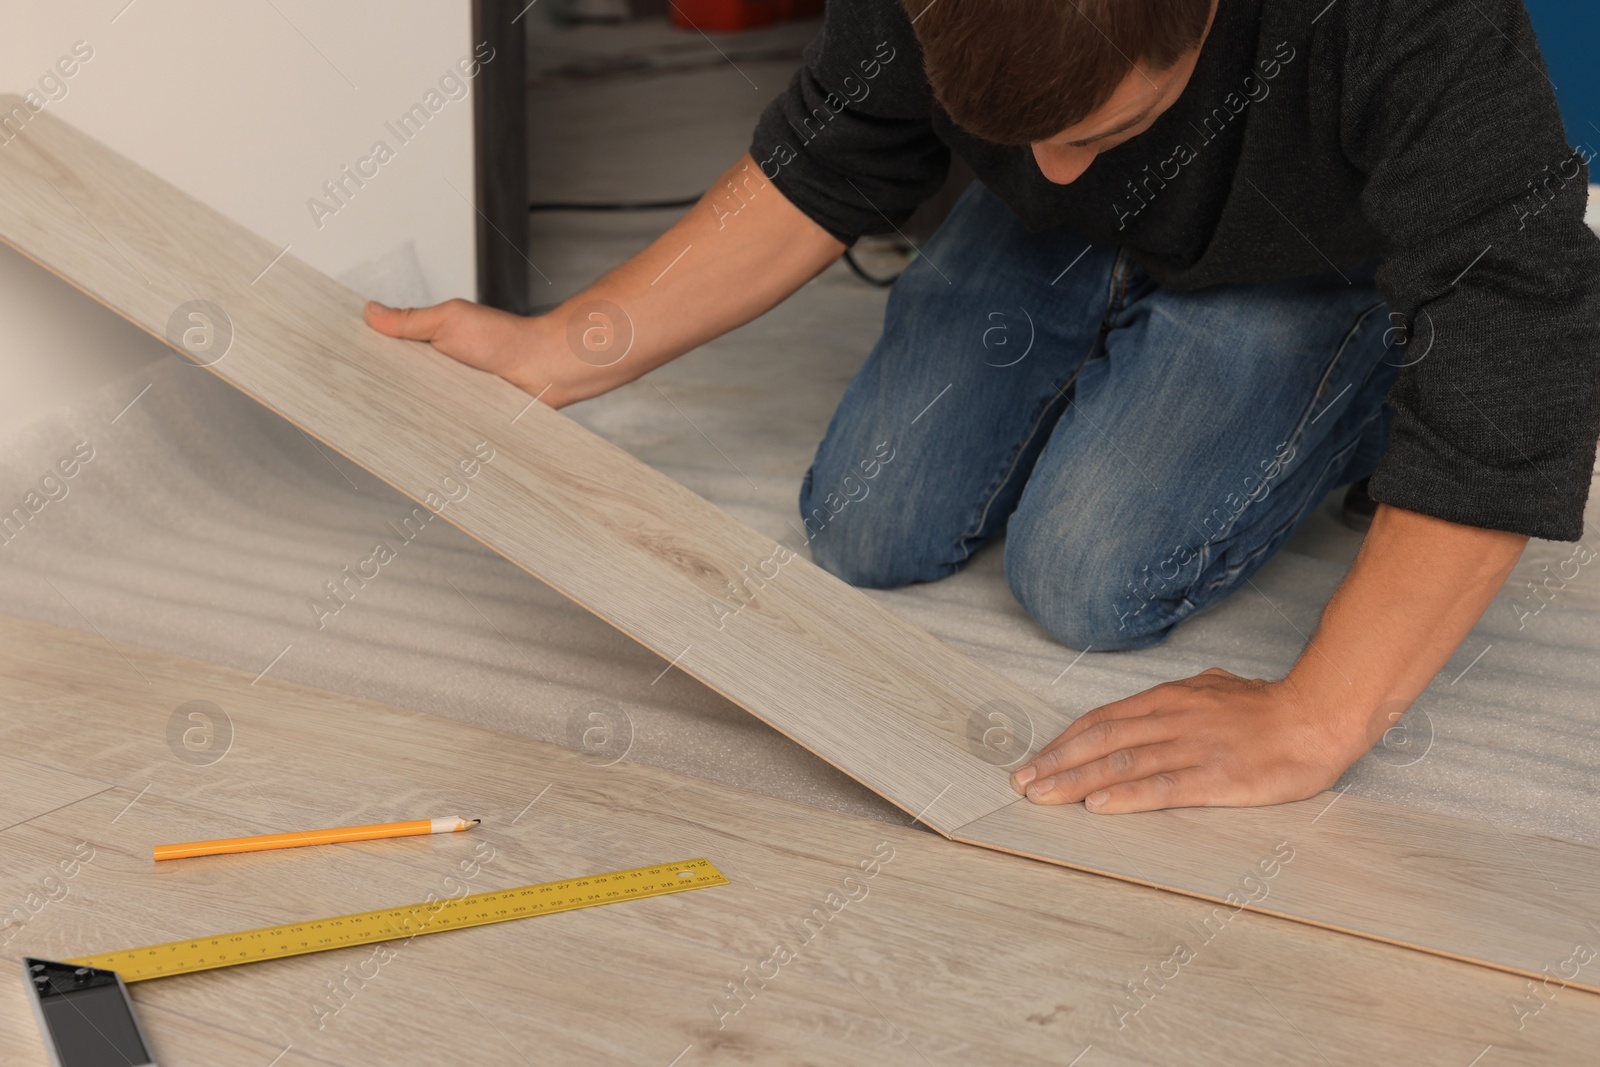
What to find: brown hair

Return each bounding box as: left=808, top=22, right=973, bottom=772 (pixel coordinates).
left=903, top=0, right=1213, bottom=145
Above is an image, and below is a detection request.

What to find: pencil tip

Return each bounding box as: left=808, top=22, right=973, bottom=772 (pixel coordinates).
left=469, top=818, right=481, bottom=825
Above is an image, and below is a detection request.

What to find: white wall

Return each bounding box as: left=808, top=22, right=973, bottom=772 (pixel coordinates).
left=0, top=0, right=478, bottom=434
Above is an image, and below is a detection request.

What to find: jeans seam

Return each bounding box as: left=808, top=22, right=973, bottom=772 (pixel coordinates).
left=1275, top=299, right=1387, bottom=479
left=1122, top=296, right=1387, bottom=626
left=1199, top=302, right=1387, bottom=588
left=1104, top=248, right=1132, bottom=326
left=1200, top=298, right=1387, bottom=553
left=1212, top=308, right=1394, bottom=581
left=1212, top=431, right=1367, bottom=587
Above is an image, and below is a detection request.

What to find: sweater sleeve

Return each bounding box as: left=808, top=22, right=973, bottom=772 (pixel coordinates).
left=748, top=0, right=951, bottom=245
left=1340, top=0, right=1600, bottom=541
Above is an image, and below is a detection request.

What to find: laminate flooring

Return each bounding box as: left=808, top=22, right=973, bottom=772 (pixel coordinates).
left=3, top=613, right=1598, bottom=1066
left=951, top=797, right=1600, bottom=991
left=1, top=97, right=1597, bottom=999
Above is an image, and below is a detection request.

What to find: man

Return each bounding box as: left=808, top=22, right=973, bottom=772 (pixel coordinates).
left=366, top=0, right=1599, bottom=813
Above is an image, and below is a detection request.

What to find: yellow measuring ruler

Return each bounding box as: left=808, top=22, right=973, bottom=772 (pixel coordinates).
left=67, top=858, right=727, bottom=983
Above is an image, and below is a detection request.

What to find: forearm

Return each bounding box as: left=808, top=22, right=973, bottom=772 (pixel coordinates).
left=531, top=153, right=847, bottom=397
left=1287, top=502, right=1528, bottom=749
left=365, top=153, right=846, bottom=405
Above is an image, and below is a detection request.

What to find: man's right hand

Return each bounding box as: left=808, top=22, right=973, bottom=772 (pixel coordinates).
left=364, top=299, right=609, bottom=410
left=363, top=152, right=846, bottom=413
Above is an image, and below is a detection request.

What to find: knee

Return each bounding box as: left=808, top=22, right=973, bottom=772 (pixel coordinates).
left=1003, top=511, right=1183, bottom=652
left=799, top=469, right=953, bottom=590
left=805, top=517, right=899, bottom=588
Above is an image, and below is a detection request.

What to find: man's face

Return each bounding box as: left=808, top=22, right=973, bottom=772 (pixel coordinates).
left=1031, top=1, right=1216, bottom=185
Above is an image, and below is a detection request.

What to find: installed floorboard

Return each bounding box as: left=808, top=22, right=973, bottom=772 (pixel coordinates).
left=2, top=102, right=1599, bottom=996
left=0, top=754, right=113, bottom=832
left=2, top=613, right=1596, bottom=1066
left=953, top=796, right=1600, bottom=995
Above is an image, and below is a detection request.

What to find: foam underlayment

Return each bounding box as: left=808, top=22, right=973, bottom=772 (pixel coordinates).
left=2, top=257, right=1598, bottom=845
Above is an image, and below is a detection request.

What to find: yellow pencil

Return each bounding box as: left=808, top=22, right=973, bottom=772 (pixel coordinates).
left=153, top=816, right=480, bottom=861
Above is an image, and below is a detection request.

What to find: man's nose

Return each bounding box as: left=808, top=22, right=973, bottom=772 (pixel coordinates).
left=1031, top=142, right=1097, bottom=185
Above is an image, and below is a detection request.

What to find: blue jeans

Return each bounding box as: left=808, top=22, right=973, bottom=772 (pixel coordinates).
left=799, top=181, right=1400, bottom=651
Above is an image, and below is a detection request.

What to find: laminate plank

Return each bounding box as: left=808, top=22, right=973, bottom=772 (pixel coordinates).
left=0, top=94, right=1021, bottom=834
left=3, top=105, right=1599, bottom=994
left=953, top=796, right=1600, bottom=996
left=1, top=617, right=1596, bottom=1066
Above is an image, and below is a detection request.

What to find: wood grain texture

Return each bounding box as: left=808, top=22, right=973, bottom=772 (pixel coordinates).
left=3, top=613, right=1597, bottom=1067
left=0, top=753, right=113, bottom=833
left=2, top=101, right=1599, bottom=997
left=0, top=94, right=1020, bottom=834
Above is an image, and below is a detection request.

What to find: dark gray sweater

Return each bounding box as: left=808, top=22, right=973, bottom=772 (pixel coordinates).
left=750, top=0, right=1600, bottom=541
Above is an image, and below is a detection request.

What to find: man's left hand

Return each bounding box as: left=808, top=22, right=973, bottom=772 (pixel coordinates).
left=1010, top=668, right=1372, bottom=813
left=1009, top=505, right=1528, bottom=815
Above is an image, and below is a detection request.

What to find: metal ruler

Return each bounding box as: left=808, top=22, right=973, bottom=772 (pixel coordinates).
left=67, top=858, right=727, bottom=983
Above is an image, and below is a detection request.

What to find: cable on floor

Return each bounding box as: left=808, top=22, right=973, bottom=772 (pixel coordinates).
left=529, top=196, right=702, bottom=212
left=841, top=248, right=901, bottom=287
left=529, top=197, right=906, bottom=287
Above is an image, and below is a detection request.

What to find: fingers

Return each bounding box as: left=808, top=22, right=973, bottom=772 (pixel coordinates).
left=1056, top=687, right=1166, bottom=741
left=363, top=299, right=463, bottom=341
left=1030, top=712, right=1172, bottom=780
left=1008, top=671, right=1255, bottom=797
left=1081, top=768, right=1212, bottom=814
left=1025, top=739, right=1190, bottom=805
left=1011, top=690, right=1167, bottom=793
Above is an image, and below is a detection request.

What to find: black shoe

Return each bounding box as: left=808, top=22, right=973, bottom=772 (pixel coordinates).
left=1340, top=477, right=1378, bottom=533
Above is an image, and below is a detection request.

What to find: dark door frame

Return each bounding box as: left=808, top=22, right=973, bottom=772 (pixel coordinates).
left=472, top=0, right=532, bottom=314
